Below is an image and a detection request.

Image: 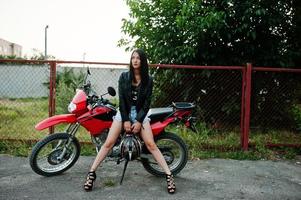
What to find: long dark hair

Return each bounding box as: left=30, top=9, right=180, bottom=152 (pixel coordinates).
left=129, top=49, right=149, bottom=86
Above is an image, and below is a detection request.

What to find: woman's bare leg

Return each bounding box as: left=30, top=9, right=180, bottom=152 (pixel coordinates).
left=140, top=121, right=176, bottom=193
left=89, top=120, right=122, bottom=171
left=140, top=121, right=171, bottom=175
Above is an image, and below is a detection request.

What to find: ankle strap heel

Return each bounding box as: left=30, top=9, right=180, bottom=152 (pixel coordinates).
left=84, top=171, right=97, bottom=191
left=166, top=173, right=176, bottom=194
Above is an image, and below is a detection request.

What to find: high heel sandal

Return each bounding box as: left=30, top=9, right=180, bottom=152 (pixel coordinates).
left=166, top=173, right=176, bottom=194
left=84, top=171, right=96, bottom=191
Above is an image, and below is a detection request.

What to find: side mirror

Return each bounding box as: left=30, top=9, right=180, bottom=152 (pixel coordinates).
left=108, top=87, right=116, bottom=97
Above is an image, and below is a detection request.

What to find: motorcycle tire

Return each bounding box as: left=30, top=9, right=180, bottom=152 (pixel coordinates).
left=141, top=132, right=188, bottom=177
left=29, top=133, right=80, bottom=177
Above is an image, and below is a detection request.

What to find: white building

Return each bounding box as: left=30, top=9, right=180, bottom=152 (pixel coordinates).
left=0, top=38, right=22, bottom=57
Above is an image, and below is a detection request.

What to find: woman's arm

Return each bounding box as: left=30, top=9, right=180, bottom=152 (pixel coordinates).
left=136, top=77, right=153, bottom=123
left=118, top=73, right=130, bottom=122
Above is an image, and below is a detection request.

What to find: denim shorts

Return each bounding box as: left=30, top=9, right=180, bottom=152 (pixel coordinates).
left=113, top=106, right=150, bottom=124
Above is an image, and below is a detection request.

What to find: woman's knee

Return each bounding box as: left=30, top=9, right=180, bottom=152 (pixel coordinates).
left=103, top=140, right=115, bottom=149
left=145, top=140, right=157, bottom=151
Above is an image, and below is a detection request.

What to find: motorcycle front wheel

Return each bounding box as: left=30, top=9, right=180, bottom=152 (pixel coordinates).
left=141, top=132, right=188, bottom=177
left=29, top=133, right=80, bottom=176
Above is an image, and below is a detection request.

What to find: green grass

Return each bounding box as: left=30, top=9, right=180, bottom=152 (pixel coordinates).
left=0, top=98, right=93, bottom=156
left=169, top=123, right=301, bottom=160
left=0, top=98, right=49, bottom=140
left=0, top=98, right=91, bottom=141
left=103, top=179, right=117, bottom=187
left=0, top=140, right=33, bottom=157
left=0, top=98, right=300, bottom=160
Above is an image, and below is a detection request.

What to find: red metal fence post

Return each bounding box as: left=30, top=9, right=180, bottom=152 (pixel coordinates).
left=242, top=63, right=252, bottom=150
left=48, top=61, right=56, bottom=134
left=240, top=68, right=246, bottom=148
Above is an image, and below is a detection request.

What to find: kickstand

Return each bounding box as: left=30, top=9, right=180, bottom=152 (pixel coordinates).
left=120, top=158, right=129, bottom=185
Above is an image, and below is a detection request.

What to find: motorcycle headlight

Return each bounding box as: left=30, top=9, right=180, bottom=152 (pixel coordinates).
left=68, top=102, right=77, bottom=113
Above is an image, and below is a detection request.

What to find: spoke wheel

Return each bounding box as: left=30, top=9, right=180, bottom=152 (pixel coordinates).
left=29, top=133, right=80, bottom=176
left=141, top=132, right=188, bottom=177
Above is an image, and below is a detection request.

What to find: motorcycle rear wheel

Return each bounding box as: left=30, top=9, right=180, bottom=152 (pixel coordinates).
left=29, top=133, right=80, bottom=177
left=141, top=132, right=188, bottom=177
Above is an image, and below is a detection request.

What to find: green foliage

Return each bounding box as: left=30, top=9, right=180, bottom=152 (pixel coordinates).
left=0, top=140, right=97, bottom=157
left=291, top=104, right=301, bottom=130
left=0, top=49, right=55, bottom=61
left=55, top=68, right=85, bottom=114
left=0, top=140, right=33, bottom=157
left=27, top=48, right=56, bottom=60
left=0, top=55, right=23, bottom=60
left=56, top=81, right=75, bottom=114
left=173, top=123, right=300, bottom=160
left=120, top=0, right=301, bottom=130
left=80, top=143, right=97, bottom=156
left=251, top=73, right=301, bottom=130
left=0, top=106, right=19, bottom=121
left=0, top=98, right=49, bottom=141
left=0, top=98, right=92, bottom=143
left=120, top=0, right=300, bottom=66
left=1, top=99, right=300, bottom=160
left=103, top=179, right=116, bottom=187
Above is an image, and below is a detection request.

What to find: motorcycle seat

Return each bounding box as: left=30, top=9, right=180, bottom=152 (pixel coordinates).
left=147, top=107, right=174, bottom=123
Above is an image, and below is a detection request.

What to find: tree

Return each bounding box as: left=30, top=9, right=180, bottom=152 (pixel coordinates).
left=119, top=0, right=301, bottom=129
left=120, top=0, right=299, bottom=67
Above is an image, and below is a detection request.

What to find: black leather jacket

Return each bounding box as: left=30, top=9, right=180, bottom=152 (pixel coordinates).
left=118, top=71, right=153, bottom=123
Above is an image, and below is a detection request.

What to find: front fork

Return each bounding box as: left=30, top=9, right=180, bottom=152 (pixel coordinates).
left=56, top=123, right=80, bottom=161
left=65, top=122, right=80, bottom=137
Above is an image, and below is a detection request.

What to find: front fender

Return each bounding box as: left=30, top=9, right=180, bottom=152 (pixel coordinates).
left=35, top=114, right=77, bottom=131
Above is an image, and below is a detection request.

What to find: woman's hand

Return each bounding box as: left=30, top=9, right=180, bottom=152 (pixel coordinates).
left=131, top=122, right=142, bottom=134
left=123, top=121, right=131, bottom=133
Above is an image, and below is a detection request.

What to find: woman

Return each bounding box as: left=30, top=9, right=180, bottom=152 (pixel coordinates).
left=83, top=49, right=176, bottom=194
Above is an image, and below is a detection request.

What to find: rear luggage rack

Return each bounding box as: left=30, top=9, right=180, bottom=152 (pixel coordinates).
left=171, top=102, right=195, bottom=109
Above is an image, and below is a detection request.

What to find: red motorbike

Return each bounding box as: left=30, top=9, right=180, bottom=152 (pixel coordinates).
left=29, top=69, right=197, bottom=180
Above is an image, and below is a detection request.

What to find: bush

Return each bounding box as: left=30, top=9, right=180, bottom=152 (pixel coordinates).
left=56, top=80, right=76, bottom=113
left=55, top=68, right=85, bottom=114
left=291, top=104, right=301, bottom=131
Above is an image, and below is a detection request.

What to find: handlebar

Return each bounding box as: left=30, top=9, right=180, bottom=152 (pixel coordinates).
left=101, top=99, right=116, bottom=107
left=81, top=68, right=117, bottom=107
left=89, top=96, right=116, bottom=109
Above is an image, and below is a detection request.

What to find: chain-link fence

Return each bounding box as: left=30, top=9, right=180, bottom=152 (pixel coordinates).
left=249, top=68, right=301, bottom=146
left=0, top=60, right=300, bottom=149
left=151, top=66, right=243, bottom=132
left=0, top=61, right=50, bottom=141
left=53, top=63, right=127, bottom=141
left=53, top=64, right=127, bottom=113
left=251, top=70, right=300, bottom=131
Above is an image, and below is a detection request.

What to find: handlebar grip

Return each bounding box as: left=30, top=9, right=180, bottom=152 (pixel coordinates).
left=105, top=99, right=116, bottom=107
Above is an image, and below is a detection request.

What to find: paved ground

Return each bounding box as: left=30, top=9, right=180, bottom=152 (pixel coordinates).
left=0, top=155, right=301, bottom=200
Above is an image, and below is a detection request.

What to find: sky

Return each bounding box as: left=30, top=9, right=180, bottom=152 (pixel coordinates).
left=0, top=0, right=131, bottom=63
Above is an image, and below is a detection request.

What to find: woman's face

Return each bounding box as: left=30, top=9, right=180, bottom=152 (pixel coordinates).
left=131, top=52, right=141, bottom=69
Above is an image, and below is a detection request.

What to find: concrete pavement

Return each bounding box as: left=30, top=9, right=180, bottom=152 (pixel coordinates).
left=0, top=155, right=301, bottom=200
